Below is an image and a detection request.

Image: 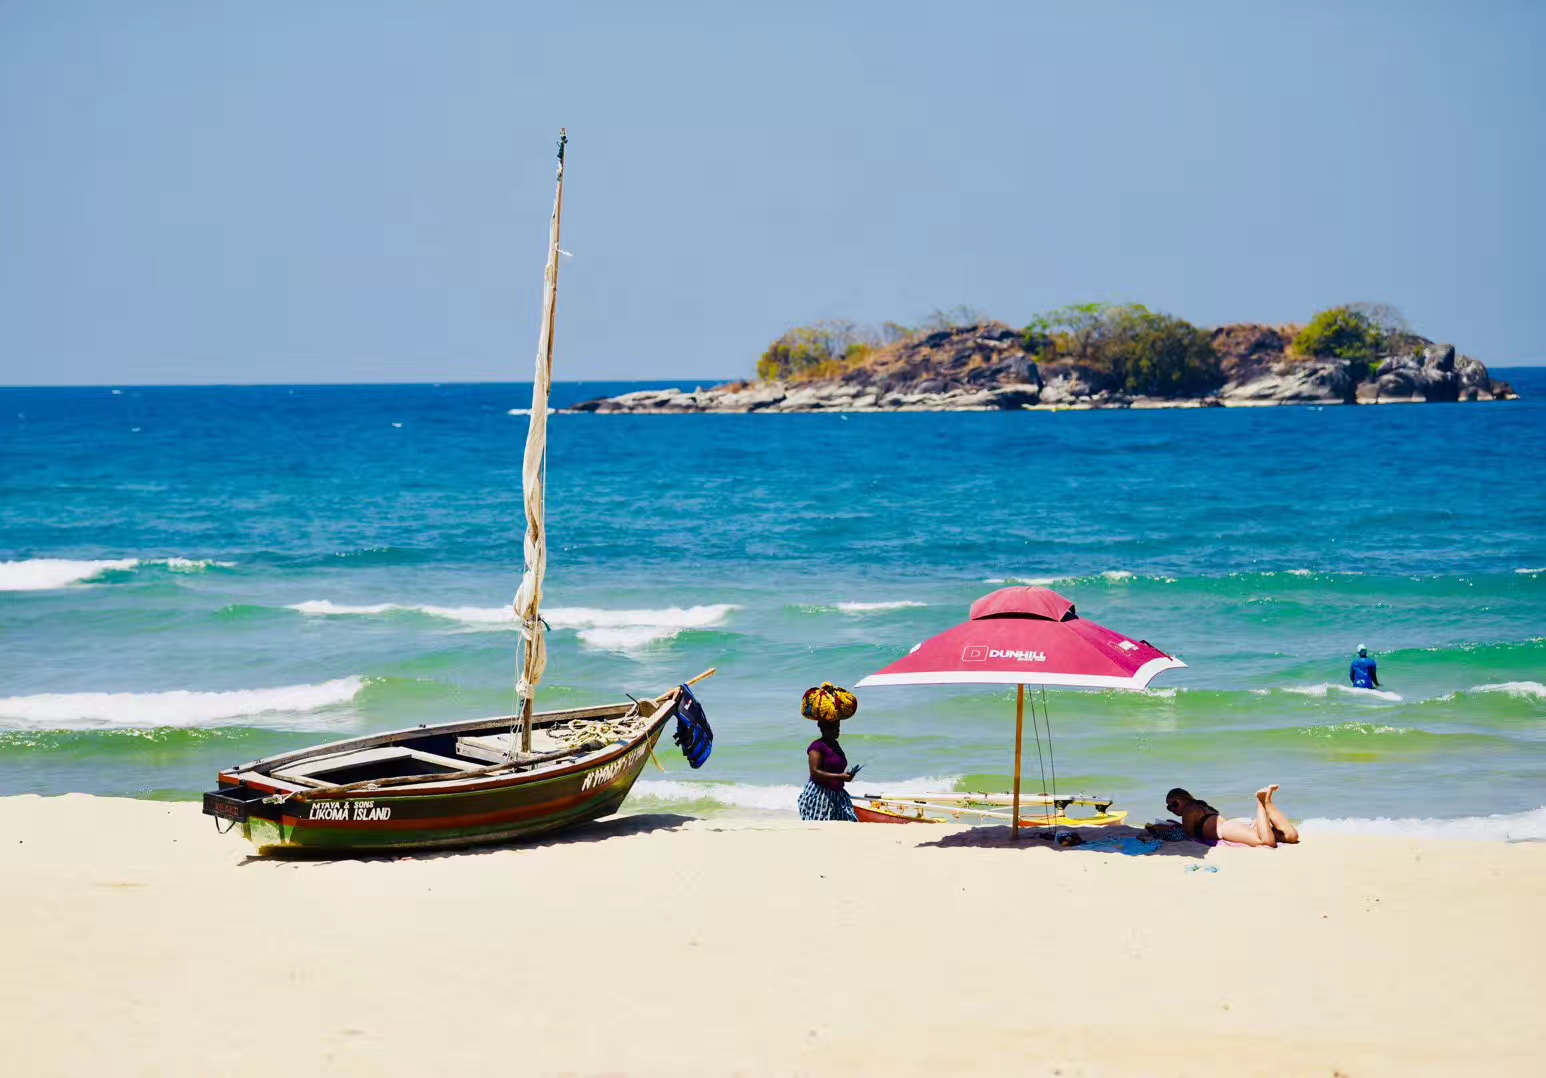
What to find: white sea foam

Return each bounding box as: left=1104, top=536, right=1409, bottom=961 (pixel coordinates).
left=1470, top=681, right=1546, bottom=700
left=162, top=557, right=235, bottom=572
left=1282, top=683, right=1403, bottom=702
left=984, top=571, right=1175, bottom=586
left=0, top=558, right=140, bottom=590
left=288, top=600, right=736, bottom=650
left=0, top=676, right=365, bottom=730
left=833, top=600, right=927, bottom=614
left=289, top=600, right=513, bottom=625
left=1303, top=807, right=1546, bottom=842
left=632, top=774, right=962, bottom=813
left=1514, top=567, right=1545, bottom=575
left=548, top=605, right=738, bottom=649
left=0, top=557, right=234, bottom=591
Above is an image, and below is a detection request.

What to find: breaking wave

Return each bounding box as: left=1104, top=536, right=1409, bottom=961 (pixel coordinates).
left=287, top=600, right=737, bottom=650
left=0, top=557, right=234, bottom=591
left=1271, top=683, right=1404, bottom=702
left=1467, top=681, right=1546, bottom=700
left=289, top=600, right=513, bottom=625
left=833, top=600, right=927, bottom=614
left=631, top=774, right=962, bottom=813
left=1303, top=806, right=1546, bottom=842
left=0, top=558, right=139, bottom=590
left=0, top=676, right=365, bottom=731
left=985, top=570, right=1158, bottom=585
left=549, top=605, right=738, bottom=650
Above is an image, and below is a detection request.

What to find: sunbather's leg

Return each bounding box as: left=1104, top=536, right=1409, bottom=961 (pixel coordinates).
left=1216, top=792, right=1277, bottom=846
left=1261, top=784, right=1300, bottom=843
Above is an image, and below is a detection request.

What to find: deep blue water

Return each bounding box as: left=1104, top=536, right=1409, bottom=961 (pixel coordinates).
left=2, top=373, right=1544, bottom=835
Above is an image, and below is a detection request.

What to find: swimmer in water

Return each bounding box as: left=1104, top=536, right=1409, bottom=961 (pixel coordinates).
left=1350, top=645, right=1380, bottom=690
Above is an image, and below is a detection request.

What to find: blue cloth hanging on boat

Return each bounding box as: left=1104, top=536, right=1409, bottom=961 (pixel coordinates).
left=672, top=683, right=713, bottom=768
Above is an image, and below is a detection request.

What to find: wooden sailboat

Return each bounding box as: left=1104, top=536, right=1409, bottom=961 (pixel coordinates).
left=202, top=131, right=708, bottom=854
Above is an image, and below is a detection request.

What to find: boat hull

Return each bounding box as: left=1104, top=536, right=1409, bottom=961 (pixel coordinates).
left=208, top=713, right=671, bottom=854
left=245, top=728, right=662, bottom=852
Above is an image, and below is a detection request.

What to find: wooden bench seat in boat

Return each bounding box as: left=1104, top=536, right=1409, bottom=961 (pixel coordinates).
left=272, top=745, right=485, bottom=787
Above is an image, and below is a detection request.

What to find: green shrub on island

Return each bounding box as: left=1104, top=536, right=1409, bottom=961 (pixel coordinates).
left=757, top=321, right=909, bottom=381
left=1291, top=303, right=1417, bottom=377
left=1021, top=303, right=1221, bottom=397
left=1292, top=306, right=1382, bottom=365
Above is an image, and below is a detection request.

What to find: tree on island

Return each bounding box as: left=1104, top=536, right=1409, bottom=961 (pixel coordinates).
left=1291, top=303, right=1416, bottom=379
left=1021, top=303, right=1222, bottom=397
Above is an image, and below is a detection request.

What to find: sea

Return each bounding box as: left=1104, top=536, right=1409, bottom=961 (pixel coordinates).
left=3, top=375, right=1544, bottom=841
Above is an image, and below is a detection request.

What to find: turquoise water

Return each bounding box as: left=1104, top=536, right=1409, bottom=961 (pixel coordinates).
left=3, top=377, right=1544, bottom=836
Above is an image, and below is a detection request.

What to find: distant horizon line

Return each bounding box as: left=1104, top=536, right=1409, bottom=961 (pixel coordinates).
left=5, top=366, right=1546, bottom=391
left=0, top=377, right=745, bottom=390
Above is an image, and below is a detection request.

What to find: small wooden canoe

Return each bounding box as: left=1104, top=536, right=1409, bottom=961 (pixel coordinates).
left=852, top=792, right=1128, bottom=828
left=201, top=692, right=677, bottom=854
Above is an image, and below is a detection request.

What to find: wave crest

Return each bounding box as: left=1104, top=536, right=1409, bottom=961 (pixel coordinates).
left=831, top=600, right=927, bottom=614
left=0, top=558, right=139, bottom=591
left=1304, top=807, right=1546, bottom=842
left=287, top=600, right=737, bottom=651
left=0, top=677, right=365, bottom=730
left=0, top=557, right=234, bottom=591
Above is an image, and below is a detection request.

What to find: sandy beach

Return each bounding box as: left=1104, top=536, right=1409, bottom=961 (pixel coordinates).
left=0, top=795, right=1541, bottom=1076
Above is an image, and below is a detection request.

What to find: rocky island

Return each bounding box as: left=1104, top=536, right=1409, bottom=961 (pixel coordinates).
left=575, top=303, right=1518, bottom=413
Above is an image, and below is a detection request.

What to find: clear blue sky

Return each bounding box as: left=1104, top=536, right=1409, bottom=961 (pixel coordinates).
left=1, top=0, right=1542, bottom=385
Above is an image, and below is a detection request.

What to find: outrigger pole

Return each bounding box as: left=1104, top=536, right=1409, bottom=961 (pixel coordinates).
left=513, top=129, right=567, bottom=755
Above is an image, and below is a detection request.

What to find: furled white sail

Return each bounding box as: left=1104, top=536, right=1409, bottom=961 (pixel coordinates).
left=512, top=130, right=566, bottom=749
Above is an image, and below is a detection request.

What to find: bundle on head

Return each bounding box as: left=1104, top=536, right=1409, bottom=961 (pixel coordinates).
left=801, top=682, right=858, bottom=722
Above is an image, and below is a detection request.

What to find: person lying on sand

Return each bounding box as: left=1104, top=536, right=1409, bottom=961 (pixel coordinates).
left=1163, top=785, right=1300, bottom=847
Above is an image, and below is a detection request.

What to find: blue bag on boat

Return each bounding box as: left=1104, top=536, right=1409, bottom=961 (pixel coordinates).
left=672, top=683, right=713, bottom=769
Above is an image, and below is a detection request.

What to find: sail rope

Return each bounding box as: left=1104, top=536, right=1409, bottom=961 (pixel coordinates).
left=1028, top=689, right=1052, bottom=826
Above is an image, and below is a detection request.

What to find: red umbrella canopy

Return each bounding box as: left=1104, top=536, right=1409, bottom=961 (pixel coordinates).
left=856, top=586, right=1185, bottom=690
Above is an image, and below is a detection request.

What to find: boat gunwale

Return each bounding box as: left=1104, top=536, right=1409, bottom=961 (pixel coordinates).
left=217, top=698, right=676, bottom=800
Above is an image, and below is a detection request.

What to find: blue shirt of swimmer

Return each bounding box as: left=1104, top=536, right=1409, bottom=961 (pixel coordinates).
left=1349, top=646, right=1379, bottom=689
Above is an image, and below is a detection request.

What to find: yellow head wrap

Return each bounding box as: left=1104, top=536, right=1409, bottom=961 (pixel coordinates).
left=801, top=682, right=858, bottom=722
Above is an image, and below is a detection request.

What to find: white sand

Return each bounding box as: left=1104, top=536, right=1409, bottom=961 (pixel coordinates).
left=2, top=794, right=1543, bottom=1076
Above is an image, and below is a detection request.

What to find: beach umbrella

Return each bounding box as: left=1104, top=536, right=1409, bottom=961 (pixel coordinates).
left=856, top=586, right=1185, bottom=837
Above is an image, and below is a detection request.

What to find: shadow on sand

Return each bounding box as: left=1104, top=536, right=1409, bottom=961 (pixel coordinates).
left=918, top=823, right=1211, bottom=859
left=237, top=811, right=697, bottom=867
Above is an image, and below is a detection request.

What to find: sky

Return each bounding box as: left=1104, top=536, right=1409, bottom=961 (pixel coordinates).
left=1, top=1, right=1543, bottom=385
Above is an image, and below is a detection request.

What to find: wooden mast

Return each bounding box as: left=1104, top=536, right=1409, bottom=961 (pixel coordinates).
left=514, top=129, right=567, bottom=755
left=1012, top=684, right=1025, bottom=840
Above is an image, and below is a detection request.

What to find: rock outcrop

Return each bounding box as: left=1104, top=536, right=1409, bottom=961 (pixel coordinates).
left=572, top=322, right=1518, bottom=414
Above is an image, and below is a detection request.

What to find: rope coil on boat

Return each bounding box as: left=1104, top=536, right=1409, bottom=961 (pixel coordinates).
left=540, top=702, right=649, bottom=749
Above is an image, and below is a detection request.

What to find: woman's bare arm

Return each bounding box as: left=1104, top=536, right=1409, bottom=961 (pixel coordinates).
left=808, top=748, right=851, bottom=783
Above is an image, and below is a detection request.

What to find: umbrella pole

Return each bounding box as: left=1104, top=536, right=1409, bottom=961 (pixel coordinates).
left=1012, top=684, right=1025, bottom=841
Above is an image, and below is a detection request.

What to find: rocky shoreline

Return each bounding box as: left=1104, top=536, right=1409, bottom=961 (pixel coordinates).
left=574, top=322, right=1518, bottom=414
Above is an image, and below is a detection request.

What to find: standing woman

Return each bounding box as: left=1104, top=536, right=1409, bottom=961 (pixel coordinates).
left=797, top=682, right=860, bottom=821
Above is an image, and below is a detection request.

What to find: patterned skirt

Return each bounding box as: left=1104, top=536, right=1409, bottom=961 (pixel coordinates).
left=798, top=780, right=858, bottom=822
